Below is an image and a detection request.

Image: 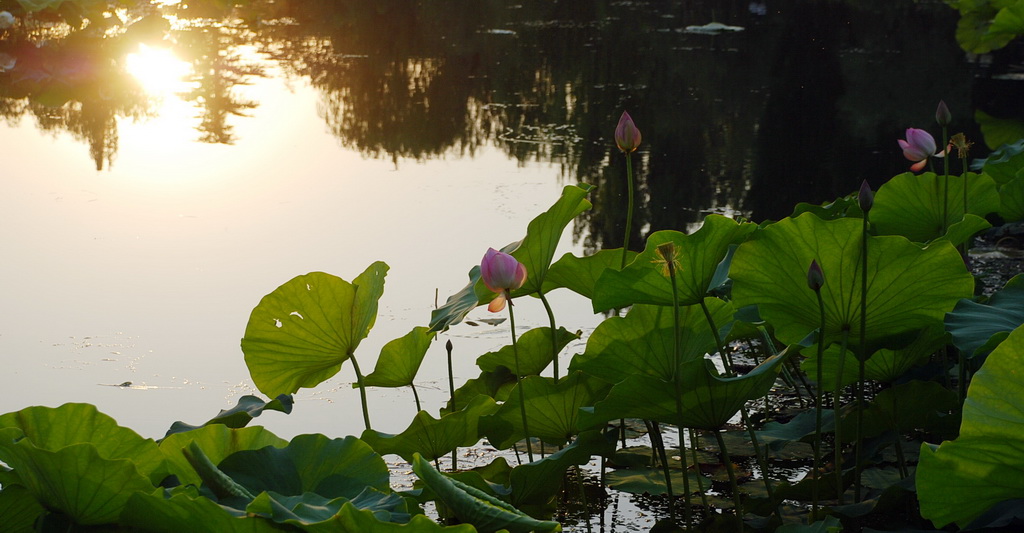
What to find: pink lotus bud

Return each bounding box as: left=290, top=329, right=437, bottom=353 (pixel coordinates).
left=615, top=111, right=642, bottom=153
left=935, top=100, right=951, bottom=127
left=897, top=128, right=939, bottom=172
left=858, top=180, right=873, bottom=212
left=481, top=248, right=527, bottom=312
left=807, top=260, right=824, bottom=292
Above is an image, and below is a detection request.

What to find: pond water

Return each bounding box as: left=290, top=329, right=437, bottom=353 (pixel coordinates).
left=0, top=0, right=998, bottom=453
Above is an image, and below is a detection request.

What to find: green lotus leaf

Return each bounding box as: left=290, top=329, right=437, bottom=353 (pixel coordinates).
left=429, top=184, right=592, bottom=333
left=482, top=372, right=609, bottom=449
left=946, top=274, right=1024, bottom=357
left=991, top=2, right=1024, bottom=39
left=165, top=394, right=294, bottom=436
left=580, top=350, right=791, bottom=430
left=160, top=425, right=287, bottom=488
left=0, top=428, right=156, bottom=525
left=411, top=453, right=560, bottom=533
left=756, top=409, right=835, bottom=452
left=306, top=501, right=478, bottom=533
left=0, top=403, right=166, bottom=483
left=363, top=327, right=435, bottom=388
left=121, top=488, right=286, bottom=532
left=569, top=299, right=734, bottom=383
left=871, top=171, right=999, bottom=243
left=509, top=429, right=615, bottom=506
left=918, top=324, right=1024, bottom=527
left=0, top=485, right=46, bottom=532
left=592, top=215, right=756, bottom=311
left=730, top=213, right=973, bottom=349
left=246, top=487, right=409, bottom=527
left=217, top=434, right=389, bottom=500
left=605, top=467, right=709, bottom=496
left=998, top=175, right=1024, bottom=222
left=361, top=395, right=499, bottom=463
left=476, top=327, right=578, bottom=377
left=975, top=111, right=1024, bottom=151
left=441, top=368, right=516, bottom=415
left=543, top=249, right=637, bottom=298
left=776, top=516, right=843, bottom=533
left=510, top=184, right=594, bottom=296
left=242, top=264, right=388, bottom=397
left=841, top=380, right=959, bottom=442
left=801, top=324, right=946, bottom=389
left=791, top=195, right=862, bottom=220
left=942, top=214, right=994, bottom=248
left=979, top=139, right=1024, bottom=184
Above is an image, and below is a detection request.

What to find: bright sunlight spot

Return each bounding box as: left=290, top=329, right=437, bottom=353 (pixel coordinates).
left=125, top=43, right=191, bottom=96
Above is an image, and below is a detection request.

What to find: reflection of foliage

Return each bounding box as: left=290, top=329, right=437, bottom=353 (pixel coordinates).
left=174, top=22, right=262, bottom=145
left=0, top=31, right=154, bottom=169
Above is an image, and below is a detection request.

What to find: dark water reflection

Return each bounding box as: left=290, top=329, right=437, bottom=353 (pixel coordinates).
left=0, top=0, right=1004, bottom=248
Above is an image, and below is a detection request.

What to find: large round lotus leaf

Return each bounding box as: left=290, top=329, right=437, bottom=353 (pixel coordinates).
left=481, top=371, right=609, bottom=449
left=730, top=214, right=973, bottom=349
left=412, top=453, right=560, bottom=533
left=0, top=484, right=46, bottom=532
left=0, top=429, right=156, bottom=525
left=592, top=215, right=756, bottom=311
left=363, top=327, right=434, bottom=388
left=121, top=488, right=285, bottom=532
left=217, top=434, right=389, bottom=500
left=361, top=395, right=499, bottom=463
left=946, top=274, right=1024, bottom=358
left=476, top=326, right=578, bottom=377
left=242, top=264, right=387, bottom=397
left=159, top=425, right=287, bottom=488
left=918, top=324, right=1024, bottom=528
left=998, top=176, right=1024, bottom=222
left=0, top=403, right=165, bottom=483
left=579, top=350, right=790, bottom=430
left=569, top=299, right=733, bottom=383
left=871, top=171, right=999, bottom=243
left=544, top=249, right=636, bottom=299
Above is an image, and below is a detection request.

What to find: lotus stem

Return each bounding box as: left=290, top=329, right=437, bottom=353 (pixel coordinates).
left=701, top=300, right=773, bottom=500
left=348, top=353, right=372, bottom=431
left=833, top=330, right=850, bottom=505
left=689, top=428, right=710, bottom=509
left=538, top=291, right=560, bottom=381
left=621, top=152, right=635, bottom=270
left=855, top=212, right=869, bottom=502
left=813, top=289, right=826, bottom=521
left=507, top=302, right=534, bottom=463
left=411, top=383, right=422, bottom=413
left=665, top=255, right=693, bottom=525
left=713, top=429, right=744, bottom=532
left=942, top=124, right=949, bottom=234
left=446, top=339, right=457, bottom=471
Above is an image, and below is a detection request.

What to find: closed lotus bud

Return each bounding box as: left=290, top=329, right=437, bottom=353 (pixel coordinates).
left=807, top=260, right=824, bottom=292
left=935, top=100, right=952, bottom=127
left=615, top=111, right=642, bottom=153
left=858, top=180, right=873, bottom=212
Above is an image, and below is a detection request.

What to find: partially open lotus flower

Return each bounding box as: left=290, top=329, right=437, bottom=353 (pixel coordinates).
left=480, top=248, right=527, bottom=312
left=898, top=128, right=942, bottom=172
left=615, top=111, right=642, bottom=153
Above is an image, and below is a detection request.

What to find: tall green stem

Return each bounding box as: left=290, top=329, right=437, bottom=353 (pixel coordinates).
left=666, top=258, right=693, bottom=526
left=446, top=339, right=457, bottom=471
left=713, top=430, right=744, bottom=532
left=348, top=353, right=372, bottom=431
left=620, top=153, right=635, bottom=269
left=538, top=292, right=560, bottom=381
left=813, top=289, right=826, bottom=521
left=942, top=125, right=949, bottom=234
left=855, top=213, right=869, bottom=503
left=701, top=300, right=772, bottom=500
left=833, top=331, right=851, bottom=505
left=507, top=301, right=534, bottom=463
left=689, top=429, right=710, bottom=509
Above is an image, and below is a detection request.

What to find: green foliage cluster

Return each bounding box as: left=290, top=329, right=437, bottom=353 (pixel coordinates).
left=4, top=133, right=1024, bottom=532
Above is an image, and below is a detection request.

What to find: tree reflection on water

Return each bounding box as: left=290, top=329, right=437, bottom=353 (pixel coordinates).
left=0, top=0, right=1000, bottom=237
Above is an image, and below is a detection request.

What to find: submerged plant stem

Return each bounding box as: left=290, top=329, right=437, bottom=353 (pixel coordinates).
left=508, top=302, right=534, bottom=463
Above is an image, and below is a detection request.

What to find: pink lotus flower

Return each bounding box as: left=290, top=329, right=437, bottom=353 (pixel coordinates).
left=898, top=128, right=941, bottom=172
left=481, top=248, right=527, bottom=312
left=615, top=111, right=641, bottom=153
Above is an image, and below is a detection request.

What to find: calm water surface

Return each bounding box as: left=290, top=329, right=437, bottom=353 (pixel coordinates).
left=0, top=0, right=991, bottom=444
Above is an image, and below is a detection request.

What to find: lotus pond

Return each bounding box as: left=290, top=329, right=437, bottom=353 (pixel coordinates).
left=2, top=0, right=1024, bottom=532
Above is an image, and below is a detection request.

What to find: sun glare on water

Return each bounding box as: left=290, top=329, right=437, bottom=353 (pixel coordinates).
left=125, top=43, right=192, bottom=96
